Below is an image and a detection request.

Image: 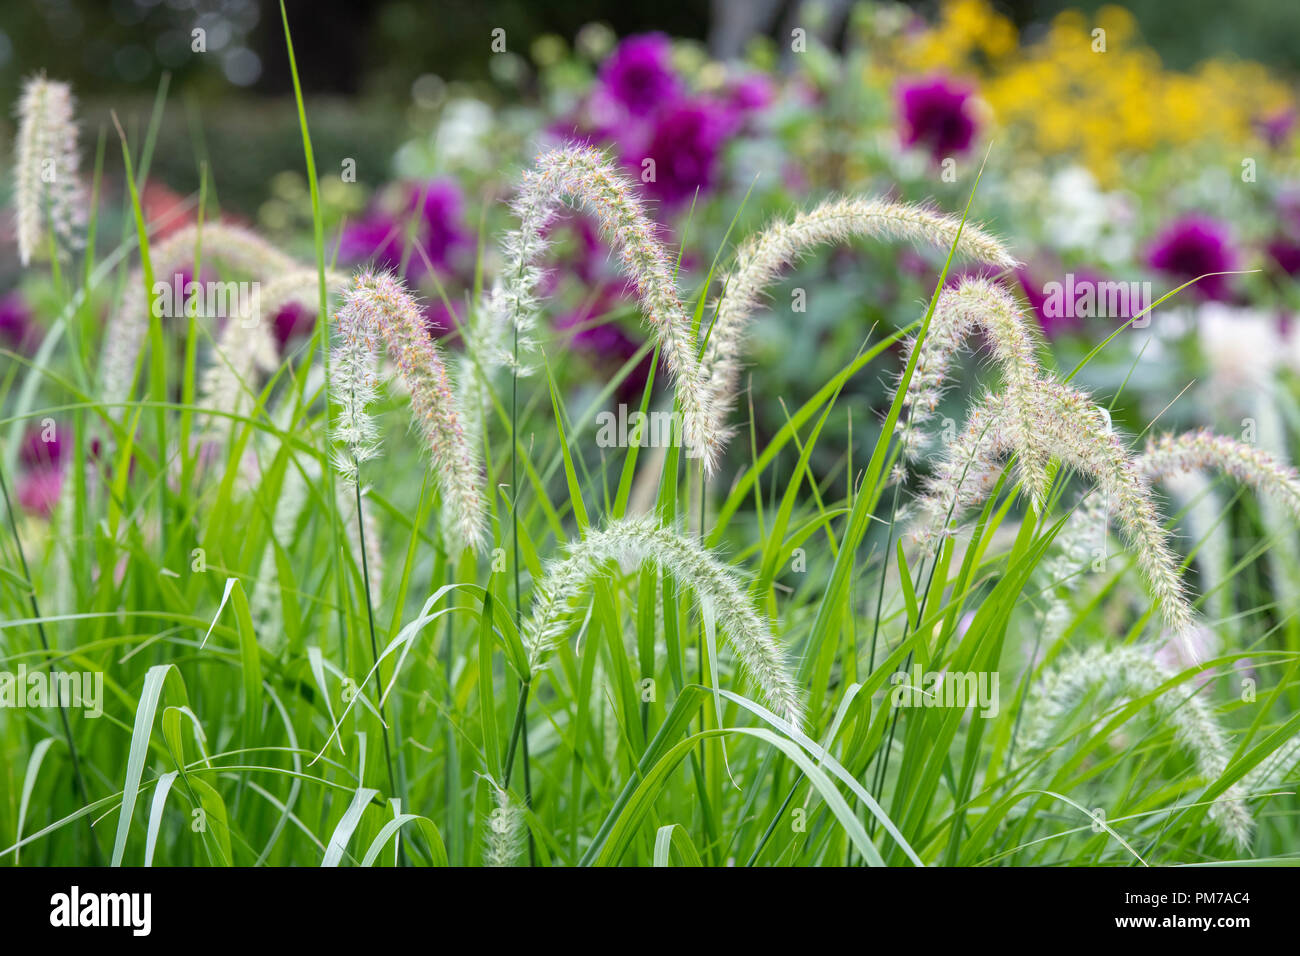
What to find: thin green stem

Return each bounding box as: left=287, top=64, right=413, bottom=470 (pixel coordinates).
left=0, top=462, right=101, bottom=865
left=352, top=462, right=399, bottom=806
left=502, top=679, right=530, bottom=790
left=508, top=322, right=535, bottom=863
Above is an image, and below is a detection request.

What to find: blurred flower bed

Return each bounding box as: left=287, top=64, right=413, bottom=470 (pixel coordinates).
left=6, top=0, right=1300, bottom=501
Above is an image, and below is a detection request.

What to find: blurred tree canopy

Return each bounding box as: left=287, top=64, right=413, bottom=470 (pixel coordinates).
left=1, top=0, right=1294, bottom=107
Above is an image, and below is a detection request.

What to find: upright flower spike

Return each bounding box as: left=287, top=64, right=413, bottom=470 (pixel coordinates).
left=522, top=515, right=805, bottom=729
left=1021, top=644, right=1253, bottom=850
left=100, top=223, right=300, bottom=416
left=483, top=781, right=526, bottom=867
left=703, top=196, right=1017, bottom=449
left=494, top=143, right=717, bottom=470
left=13, top=74, right=85, bottom=267
left=331, top=270, right=486, bottom=554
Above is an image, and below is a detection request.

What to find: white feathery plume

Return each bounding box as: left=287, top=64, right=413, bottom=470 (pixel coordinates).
left=330, top=290, right=381, bottom=477
left=1139, top=429, right=1300, bottom=514
left=893, top=278, right=1043, bottom=490
left=1021, top=644, right=1253, bottom=849
left=330, top=269, right=486, bottom=554
left=1016, top=379, right=1194, bottom=640
left=1045, top=427, right=1300, bottom=642
left=100, top=223, right=299, bottom=416
left=14, top=73, right=85, bottom=267
left=913, top=377, right=1195, bottom=639
left=703, top=197, right=1017, bottom=450
left=521, top=515, right=805, bottom=729
left=494, top=143, right=716, bottom=471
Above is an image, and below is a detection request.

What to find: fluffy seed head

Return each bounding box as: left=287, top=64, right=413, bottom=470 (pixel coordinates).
left=100, top=223, right=300, bottom=417
left=498, top=143, right=717, bottom=470
left=332, top=269, right=486, bottom=554
left=522, top=515, right=805, bottom=730
left=704, top=196, right=1018, bottom=451
left=1142, top=429, right=1300, bottom=518
left=1022, top=644, right=1253, bottom=849
left=913, top=377, right=1195, bottom=639
left=14, top=73, right=85, bottom=267
left=894, top=278, right=1042, bottom=491
left=1050, top=427, right=1300, bottom=646
left=483, top=781, right=525, bottom=867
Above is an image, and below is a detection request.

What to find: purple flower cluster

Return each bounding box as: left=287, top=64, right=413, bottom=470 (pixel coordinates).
left=1015, top=266, right=1121, bottom=338
left=16, top=423, right=65, bottom=517
left=1146, top=215, right=1236, bottom=301
left=581, top=33, right=769, bottom=207
left=1266, top=191, right=1300, bottom=278
left=0, top=293, right=39, bottom=354
left=598, top=33, right=681, bottom=117
left=338, top=177, right=472, bottom=338
left=553, top=284, right=654, bottom=401
left=340, top=178, right=469, bottom=281
left=1255, top=108, right=1296, bottom=151
left=896, top=77, right=978, bottom=163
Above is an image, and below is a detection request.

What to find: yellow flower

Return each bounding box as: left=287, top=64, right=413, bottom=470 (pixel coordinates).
left=891, top=0, right=1296, bottom=182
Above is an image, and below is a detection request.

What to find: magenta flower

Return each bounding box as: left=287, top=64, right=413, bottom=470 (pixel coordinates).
left=17, top=468, right=62, bottom=517
left=340, top=178, right=469, bottom=280
left=340, top=215, right=406, bottom=272
left=1255, top=109, right=1296, bottom=150
left=555, top=284, right=652, bottom=401
left=21, top=424, right=64, bottom=470
left=637, top=99, right=730, bottom=206
left=598, top=33, right=680, bottom=118
left=1018, top=268, right=1071, bottom=338
left=897, top=77, right=978, bottom=162
left=1016, top=267, right=1106, bottom=338
left=1147, top=216, right=1236, bottom=301
left=726, top=73, right=774, bottom=117
left=15, top=419, right=66, bottom=517
left=273, top=301, right=314, bottom=349
left=1266, top=237, right=1300, bottom=276
left=405, top=178, right=468, bottom=268
left=0, top=293, right=39, bottom=354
